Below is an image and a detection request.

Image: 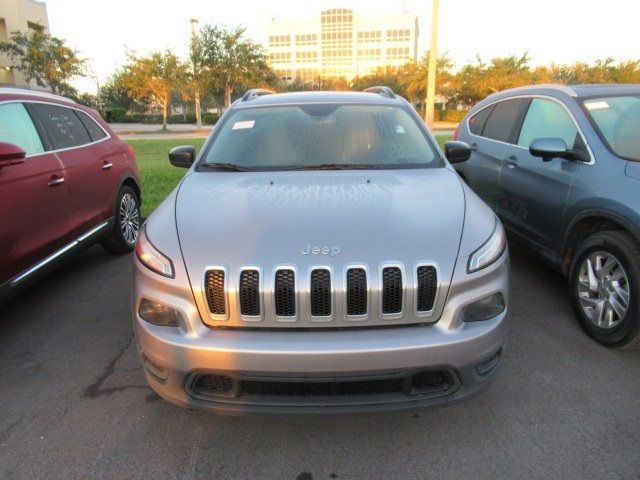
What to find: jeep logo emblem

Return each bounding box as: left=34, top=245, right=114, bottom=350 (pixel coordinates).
left=300, top=244, right=342, bottom=256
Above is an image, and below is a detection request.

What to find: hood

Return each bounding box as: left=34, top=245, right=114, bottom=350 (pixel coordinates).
left=176, top=167, right=466, bottom=328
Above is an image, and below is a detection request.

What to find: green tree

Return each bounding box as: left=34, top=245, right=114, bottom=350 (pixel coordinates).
left=196, top=25, right=276, bottom=108
left=0, top=25, right=86, bottom=94
left=120, top=50, right=188, bottom=129
left=449, top=53, right=535, bottom=107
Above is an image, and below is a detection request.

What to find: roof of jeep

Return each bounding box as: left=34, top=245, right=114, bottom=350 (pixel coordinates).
left=232, top=91, right=404, bottom=109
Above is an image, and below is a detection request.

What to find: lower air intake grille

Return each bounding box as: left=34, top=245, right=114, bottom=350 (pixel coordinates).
left=274, top=269, right=295, bottom=316
left=310, top=269, right=331, bottom=316
left=190, top=370, right=455, bottom=399
left=193, top=374, right=233, bottom=395
left=204, top=269, right=226, bottom=315
left=239, top=270, right=260, bottom=316
left=416, top=266, right=437, bottom=312
left=382, top=267, right=403, bottom=314
left=346, top=268, right=367, bottom=315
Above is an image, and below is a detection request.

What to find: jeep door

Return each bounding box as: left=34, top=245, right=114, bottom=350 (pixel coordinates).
left=498, top=97, right=587, bottom=253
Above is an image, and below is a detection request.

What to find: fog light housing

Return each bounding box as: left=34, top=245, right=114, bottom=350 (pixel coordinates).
left=462, top=293, right=505, bottom=322
left=138, top=298, right=182, bottom=327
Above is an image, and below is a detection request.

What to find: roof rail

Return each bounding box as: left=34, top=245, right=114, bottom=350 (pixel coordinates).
left=363, top=86, right=396, bottom=99
left=241, top=88, right=276, bottom=102
left=0, top=85, right=77, bottom=103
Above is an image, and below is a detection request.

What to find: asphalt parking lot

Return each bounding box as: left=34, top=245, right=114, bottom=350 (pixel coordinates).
left=1, top=243, right=639, bottom=480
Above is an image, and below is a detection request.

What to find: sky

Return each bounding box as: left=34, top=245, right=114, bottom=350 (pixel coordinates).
left=42, top=0, right=640, bottom=93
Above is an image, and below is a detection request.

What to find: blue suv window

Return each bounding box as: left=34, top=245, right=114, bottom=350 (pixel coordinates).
left=584, top=96, right=640, bottom=161
left=518, top=98, right=578, bottom=150
left=481, top=98, right=528, bottom=143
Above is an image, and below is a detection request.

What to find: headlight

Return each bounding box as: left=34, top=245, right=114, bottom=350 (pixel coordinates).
left=138, top=298, right=181, bottom=327
left=135, top=224, right=174, bottom=278
left=462, top=293, right=505, bottom=322
left=467, top=220, right=507, bottom=273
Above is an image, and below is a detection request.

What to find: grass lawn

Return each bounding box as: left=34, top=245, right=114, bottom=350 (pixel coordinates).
left=125, top=138, right=205, bottom=217
left=126, top=134, right=453, bottom=217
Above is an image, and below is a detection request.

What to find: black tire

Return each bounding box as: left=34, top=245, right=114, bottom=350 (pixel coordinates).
left=102, top=186, right=141, bottom=254
left=569, top=230, right=640, bottom=350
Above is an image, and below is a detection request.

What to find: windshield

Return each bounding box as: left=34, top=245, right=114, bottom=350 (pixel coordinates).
left=200, top=104, right=440, bottom=170
left=584, top=96, right=640, bottom=161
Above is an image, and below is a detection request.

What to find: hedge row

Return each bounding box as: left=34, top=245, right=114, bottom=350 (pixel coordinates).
left=102, top=109, right=220, bottom=125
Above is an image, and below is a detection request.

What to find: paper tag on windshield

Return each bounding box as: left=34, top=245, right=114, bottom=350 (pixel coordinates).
left=395, top=125, right=405, bottom=134
left=585, top=101, right=609, bottom=111
left=233, top=120, right=255, bottom=130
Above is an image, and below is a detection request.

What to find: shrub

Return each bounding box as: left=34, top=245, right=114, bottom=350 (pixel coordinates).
left=439, top=109, right=467, bottom=123
left=202, top=112, right=220, bottom=125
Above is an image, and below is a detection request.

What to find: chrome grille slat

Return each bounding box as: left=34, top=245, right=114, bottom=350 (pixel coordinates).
left=382, top=267, right=403, bottom=314
left=274, top=269, right=296, bottom=316
left=204, top=269, right=226, bottom=315
left=310, top=269, right=331, bottom=316
left=239, top=270, right=260, bottom=316
left=346, top=268, right=367, bottom=316
left=416, top=266, right=437, bottom=312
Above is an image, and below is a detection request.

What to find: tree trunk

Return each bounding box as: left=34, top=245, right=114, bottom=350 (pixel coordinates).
left=162, top=98, right=168, bottom=131
left=224, top=85, right=232, bottom=109
left=195, top=85, right=202, bottom=129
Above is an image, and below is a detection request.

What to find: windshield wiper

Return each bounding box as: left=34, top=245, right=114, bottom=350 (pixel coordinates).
left=292, top=163, right=381, bottom=170
left=200, top=162, right=252, bottom=171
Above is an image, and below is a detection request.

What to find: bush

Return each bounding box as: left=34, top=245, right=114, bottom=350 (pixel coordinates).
left=439, top=109, right=468, bottom=123
left=103, top=112, right=220, bottom=125
left=169, top=113, right=197, bottom=124
left=202, top=112, right=220, bottom=125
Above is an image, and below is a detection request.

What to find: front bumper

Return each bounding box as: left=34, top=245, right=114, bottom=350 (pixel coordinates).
left=133, top=248, right=509, bottom=414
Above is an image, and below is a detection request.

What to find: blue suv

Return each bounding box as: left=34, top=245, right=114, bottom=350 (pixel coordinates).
left=454, top=84, right=640, bottom=349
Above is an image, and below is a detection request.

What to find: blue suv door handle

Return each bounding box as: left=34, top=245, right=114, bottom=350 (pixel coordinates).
left=504, top=155, right=518, bottom=169
left=470, top=142, right=478, bottom=151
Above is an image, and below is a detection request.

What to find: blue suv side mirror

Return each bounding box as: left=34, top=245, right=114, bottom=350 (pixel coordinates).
left=529, top=138, right=571, bottom=162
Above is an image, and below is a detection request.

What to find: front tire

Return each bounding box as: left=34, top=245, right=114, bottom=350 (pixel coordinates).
left=569, top=230, right=640, bottom=349
left=102, top=186, right=140, bottom=254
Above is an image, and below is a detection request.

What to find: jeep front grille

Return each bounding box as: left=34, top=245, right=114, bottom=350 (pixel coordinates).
left=239, top=270, right=260, bottom=316
left=382, top=267, right=403, bottom=314
left=203, top=263, right=438, bottom=326
left=417, top=266, right=437, bottom=312
left=274, top=269, right=296, bottom=316
left=346, top=268, right=367, bottom=316
left=310, top=269, right=331, bottom=316
left=204, top=269, right=226, bottom=315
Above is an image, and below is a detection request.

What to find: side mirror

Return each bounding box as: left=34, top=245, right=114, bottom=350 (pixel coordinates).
left=169, top=145, right=196, bottom=168
left=0, top=142, right=27, bottom=169
left=529, top=138, right=569, bottom=162
left=444, top=141, right=472, bottom=164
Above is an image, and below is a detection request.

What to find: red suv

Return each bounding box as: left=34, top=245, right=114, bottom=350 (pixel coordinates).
left=0, top=87, right=141, bottom=303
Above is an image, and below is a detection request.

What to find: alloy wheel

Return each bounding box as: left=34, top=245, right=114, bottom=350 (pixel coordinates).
left=119, top=193, right=140, bottom=246
left=577, top=251, right=630, bottom=329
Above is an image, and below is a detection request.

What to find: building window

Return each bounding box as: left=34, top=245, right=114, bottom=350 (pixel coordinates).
left=296, top=51, right=317, bottom=63
left=357, top=48, right=381, bottom=60
left=27, top=21, right=45, bottom=32
left=269, top=35, right=291, bottom=47
left=357, top=31, right=381, bottom=42
left=386, top=47, right=411, bottom=61
left=386, top=29, right=411, bottom=41
left=269, top=52, right=292, bottom=63
left=295, top=34, right=317, bottom=46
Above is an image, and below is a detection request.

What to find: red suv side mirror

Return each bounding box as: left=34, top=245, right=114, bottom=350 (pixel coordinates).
left=0, top=142, right=27, bottom=169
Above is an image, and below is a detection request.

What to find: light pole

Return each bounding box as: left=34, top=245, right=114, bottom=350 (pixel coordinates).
left=190, top=17, right=202, bottom=129
left=424, top=0, right=439, bottom=128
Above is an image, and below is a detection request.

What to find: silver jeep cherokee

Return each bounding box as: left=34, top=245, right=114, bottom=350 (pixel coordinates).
left=133, top=88, right=509, bottom=414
